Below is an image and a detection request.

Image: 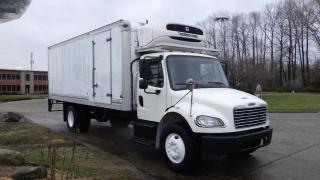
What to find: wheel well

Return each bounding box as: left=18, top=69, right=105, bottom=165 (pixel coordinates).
left=155, top=112, right=193, bottom=149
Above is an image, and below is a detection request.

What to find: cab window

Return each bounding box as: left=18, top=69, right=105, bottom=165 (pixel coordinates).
left=146, top=61, right=164, bottom=88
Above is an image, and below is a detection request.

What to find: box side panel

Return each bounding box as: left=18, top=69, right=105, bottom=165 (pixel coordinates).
left=111, top=27, right=123, bottom=104
left=48, top=36, right=92, bottom=100
left=121, top=27, right=138, bottom=111
left=49, top=21, right=135, bottom=111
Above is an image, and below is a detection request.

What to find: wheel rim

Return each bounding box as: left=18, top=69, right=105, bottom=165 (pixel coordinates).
left=165, top=133, right=186, bottom=164
left=67, top=110, right=75, bottom=128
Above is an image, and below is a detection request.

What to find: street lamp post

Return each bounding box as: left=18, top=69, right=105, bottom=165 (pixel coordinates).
left=215, top=16, right=230, bottom=61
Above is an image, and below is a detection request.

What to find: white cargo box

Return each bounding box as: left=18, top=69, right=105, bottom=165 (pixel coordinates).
left=49, top=20, right=217, bottom=112
left=48, top=20, right=133, bottom=111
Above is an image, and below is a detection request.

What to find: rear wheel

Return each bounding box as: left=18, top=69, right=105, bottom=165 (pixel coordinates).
left=66, top=105, right=90, bottom=133
left=79, top=109, right=90, bottom=132
left=160, top=124, right=200, bottom=172
left=66, top=105, right=77, bottom=132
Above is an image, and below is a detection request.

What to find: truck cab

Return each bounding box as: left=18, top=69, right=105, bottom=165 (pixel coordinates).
left=135, top=51, right=272, bottom=171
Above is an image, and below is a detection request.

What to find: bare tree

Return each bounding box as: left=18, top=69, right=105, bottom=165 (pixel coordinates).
left=198, top=0, right=320, bottom=91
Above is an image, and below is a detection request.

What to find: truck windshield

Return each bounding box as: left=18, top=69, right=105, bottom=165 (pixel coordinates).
left=166, top=55, right=229, bottom=90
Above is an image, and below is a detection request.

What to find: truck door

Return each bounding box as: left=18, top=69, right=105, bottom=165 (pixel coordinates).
left=92, top=31, right=112, bottom=104
left=137, top=60, right=167, bottom=122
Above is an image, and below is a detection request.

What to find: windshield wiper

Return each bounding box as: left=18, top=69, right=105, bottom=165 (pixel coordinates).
left=207, top=82, right=227, bottom=87
left=175, top=83, right=205, bottom=88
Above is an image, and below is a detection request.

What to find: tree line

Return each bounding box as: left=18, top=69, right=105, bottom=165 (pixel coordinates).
left=197, top=0, right=320, bottom=92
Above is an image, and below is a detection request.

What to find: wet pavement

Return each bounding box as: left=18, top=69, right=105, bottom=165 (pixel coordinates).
left=0, top=99, right=320, bottom=180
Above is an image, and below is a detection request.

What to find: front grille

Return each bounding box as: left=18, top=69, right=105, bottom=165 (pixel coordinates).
left=234, top=106, right=267, bottom=129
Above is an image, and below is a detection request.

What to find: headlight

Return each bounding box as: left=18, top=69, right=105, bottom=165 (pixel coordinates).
left=195, top=116, right=225, bottom=128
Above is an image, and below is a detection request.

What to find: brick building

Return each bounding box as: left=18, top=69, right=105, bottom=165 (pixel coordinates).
left=0, top=69, right=48, bottom=94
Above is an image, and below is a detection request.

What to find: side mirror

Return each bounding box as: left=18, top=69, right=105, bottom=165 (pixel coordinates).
left=139, top=79, right=148, bottom=89
left=186, top=79, right=195, bottom=91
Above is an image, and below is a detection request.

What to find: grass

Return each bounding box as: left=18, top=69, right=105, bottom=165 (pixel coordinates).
left=0, top=122, right=142, bottom=179
left=0, top=94, right=47, bottom=102
left=262, top=92, right=320, bottom=112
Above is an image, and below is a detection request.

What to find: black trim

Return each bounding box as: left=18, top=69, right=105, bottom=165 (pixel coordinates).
left=169, top=36, right=201, bottom=42
left=166, top=55, right=221, bottom=91
left=133, top=120, right=159, bottom=141
left=166, top=24, right=203, bottom=35
left=200, top=127, right=273, bottom=154
left=130, top=58, right=140, bottom=110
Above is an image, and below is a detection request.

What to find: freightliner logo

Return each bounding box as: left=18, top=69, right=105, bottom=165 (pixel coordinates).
left=178, top=32, right=198, bottom=39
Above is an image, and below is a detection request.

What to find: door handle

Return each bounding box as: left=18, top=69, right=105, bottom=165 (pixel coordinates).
left=139, top=96, right=144, bottom=106
left=144, top=89, right=161, bottom=95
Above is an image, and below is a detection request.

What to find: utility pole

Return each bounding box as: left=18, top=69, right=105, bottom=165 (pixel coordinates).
left=30, top=52, right=34, bottom=71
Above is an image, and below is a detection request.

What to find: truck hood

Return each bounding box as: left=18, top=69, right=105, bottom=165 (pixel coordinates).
left=172, top=88, right=267, bottom=110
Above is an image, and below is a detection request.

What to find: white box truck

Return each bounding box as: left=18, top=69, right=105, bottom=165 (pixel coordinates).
left=48, top=20, right=272, bottom=172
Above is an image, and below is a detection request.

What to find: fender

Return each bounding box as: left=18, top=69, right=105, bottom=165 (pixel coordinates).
left=155, top=102, right=232, bottom=149
left=155, top=111, right=191, bottom=149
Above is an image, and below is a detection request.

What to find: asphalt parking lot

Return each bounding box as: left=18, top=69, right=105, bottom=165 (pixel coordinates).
left=0, top=99, right=319, bottom=180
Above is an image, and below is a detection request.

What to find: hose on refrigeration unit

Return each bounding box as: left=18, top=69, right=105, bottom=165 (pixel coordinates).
left=130, top=58, right=141, bottom=110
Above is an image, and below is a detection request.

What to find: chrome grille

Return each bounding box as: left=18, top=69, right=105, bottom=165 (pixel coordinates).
left=234, top=106, right=267, bottom=129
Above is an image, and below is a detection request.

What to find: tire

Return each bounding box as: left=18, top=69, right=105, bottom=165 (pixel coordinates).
left=160, top=123, right=200, bottom=172
left=66, top=105, right=78, bottom=133
left=79, top=109, right=90, bottom=133
left=66, top=105, right=90, bottom=133
left=109, top=118, right=131, bottom=128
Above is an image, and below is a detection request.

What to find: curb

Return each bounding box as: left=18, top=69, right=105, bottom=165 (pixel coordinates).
left=269, top=110, right=320, bottom=113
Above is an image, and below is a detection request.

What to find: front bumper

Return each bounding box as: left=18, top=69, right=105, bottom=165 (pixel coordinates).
left=200, top=127, right=273, bottom=154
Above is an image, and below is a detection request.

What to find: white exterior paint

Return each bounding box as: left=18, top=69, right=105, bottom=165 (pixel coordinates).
left=48, top=20, right=133, bottom=111
left=136, top=52, right=270, bottom=134
left=49, top=20, right=270, bottom=135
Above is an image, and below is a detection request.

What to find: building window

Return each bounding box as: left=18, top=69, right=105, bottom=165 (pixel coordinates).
left=12, top=85, right=16, bottom=92
left=6, top=85, right=11, bottom=92
left=1, top=74, right=6, bottom=79
left=17, top=74, right=20, bottom=80
left=34, top=85, right=38, bottom=92
left=34, top=75, right=38, bottom=80
left=17, top=85, right=20, bottom=91
left=1, top=85, right=5, bottom=92
left=39, top=85, right=43, bottom=92
left=25, top=74, right=30, bottom=81
left=7, top=74, right=11, bottom=79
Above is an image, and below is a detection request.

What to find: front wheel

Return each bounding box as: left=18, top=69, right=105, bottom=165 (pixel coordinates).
left=160, top=124, right=200, bottom=172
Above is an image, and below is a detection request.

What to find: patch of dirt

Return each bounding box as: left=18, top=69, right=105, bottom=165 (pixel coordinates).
left=0, top=113, right=143, bottom=179
left=0, top=166, right=13, bottom=180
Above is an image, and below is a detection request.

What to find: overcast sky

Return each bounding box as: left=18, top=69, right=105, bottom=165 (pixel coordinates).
left=0, top=0, right=277, bottom=71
